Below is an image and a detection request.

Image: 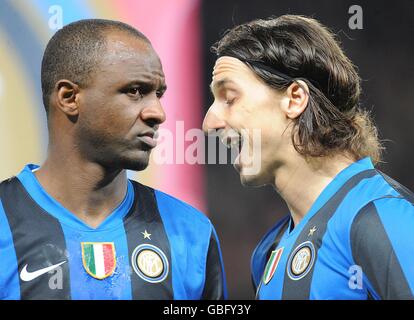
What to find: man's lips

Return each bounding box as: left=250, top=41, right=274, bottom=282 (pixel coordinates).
left=137, top=131, right=158, bottom=149
left=219, top=130, right=245, bottom=171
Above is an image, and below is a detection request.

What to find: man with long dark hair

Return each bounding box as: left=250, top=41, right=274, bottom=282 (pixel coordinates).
left=203, top=15, right=413, bottom=299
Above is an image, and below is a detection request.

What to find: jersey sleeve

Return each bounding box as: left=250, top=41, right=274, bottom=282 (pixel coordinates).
left=350, top=196, right=414, bottom=299
left=201, top=226, right=227, bottom=300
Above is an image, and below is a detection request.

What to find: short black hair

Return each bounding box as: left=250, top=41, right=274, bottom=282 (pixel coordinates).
left=41, top=19, right=150, bottom=114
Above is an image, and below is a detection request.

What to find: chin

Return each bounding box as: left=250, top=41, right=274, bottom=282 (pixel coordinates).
left=240, top=174, right=267, bottom=187
left=107, top=150, right=151, bottom=171
left=123, top=160, right=149, bottom=171
left=238, top=167, right=268, bottom=187
left=122, top=155, right=150, bottom=171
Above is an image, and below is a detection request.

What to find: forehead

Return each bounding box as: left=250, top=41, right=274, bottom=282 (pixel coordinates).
left=98, top=32, right=164, bottom=81
left=211, top=56, right=257, bottom=87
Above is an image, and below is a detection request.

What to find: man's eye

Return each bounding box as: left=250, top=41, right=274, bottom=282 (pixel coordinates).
left=156, top=90, right=165, bottom=98
left=225, top=98, right=235, bottom=106
left=127, top=87, right=143, bottom=97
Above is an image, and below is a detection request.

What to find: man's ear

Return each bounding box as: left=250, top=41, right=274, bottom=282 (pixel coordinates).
left=54, top=80, right=80, bottom=116
left=282, top=80, right=309, bottom=119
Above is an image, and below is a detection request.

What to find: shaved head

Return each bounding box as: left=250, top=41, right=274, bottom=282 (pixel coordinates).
left=41, top=19, right=150, bottom=115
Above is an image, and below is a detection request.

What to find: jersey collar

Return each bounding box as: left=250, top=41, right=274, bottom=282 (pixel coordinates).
left=17, top=164, right=135, bottom=231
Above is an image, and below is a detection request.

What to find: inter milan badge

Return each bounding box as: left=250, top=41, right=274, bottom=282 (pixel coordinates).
left=262, top=247, right=284, bottom=285
left=131, top=244, right=169, bottom=283
left=287, top=241, right=316, bottom=281
left=81, top=242, right=116, bottom=280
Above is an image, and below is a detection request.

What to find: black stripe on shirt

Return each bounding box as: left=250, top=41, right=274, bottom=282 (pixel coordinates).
left=377, top=171, right=414, bottom=204
left=281, top=169, right=377, bottom=300
left=0, top=178, right=71, bottom=300
left=351, top=201, right=413, bottom=300
left=123, top=181, right=173, bottom=299
left=201, top=231, right=226, bottom=300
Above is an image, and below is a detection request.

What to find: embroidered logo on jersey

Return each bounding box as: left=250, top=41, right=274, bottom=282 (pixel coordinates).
left=287, top=241, right=316, bottom=280
left=81, top=242, right=116, bottom=280
left=131, top=244, right=169, bottom=283
left=263, top=247, right=284, bottom=285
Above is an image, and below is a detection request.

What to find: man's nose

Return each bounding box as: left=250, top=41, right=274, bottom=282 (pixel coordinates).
left=202, top=106, right=226, bottom=134
left=140, top=97, right=166, bottom=126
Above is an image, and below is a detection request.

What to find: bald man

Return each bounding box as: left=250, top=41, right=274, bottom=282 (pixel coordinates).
left=0, top=19, right=226, bottom=300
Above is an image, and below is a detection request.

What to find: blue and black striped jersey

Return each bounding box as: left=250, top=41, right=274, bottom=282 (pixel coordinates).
left=0, top=164, right=227, bottom=300
left=252, top=157, right=414, bottom=300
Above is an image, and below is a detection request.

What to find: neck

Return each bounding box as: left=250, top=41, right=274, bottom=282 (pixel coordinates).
left=273, top=152, right=355, bottom=228
left=35, top=145, right=128, bottom=228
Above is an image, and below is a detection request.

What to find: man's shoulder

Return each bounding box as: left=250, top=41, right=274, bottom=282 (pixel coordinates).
left=330, top=169, right=413, bottom=228
left=348, top=179, right=414, bottom=257
left=0, top=175, right=20, bottom=195
left=129, top=179, right=212, bottom=229
left=350, top=170, right=414, bottom=225
left=155, top=188, right=211, bottom=226
left=352, top=195, right=414, bottom=234
left=374, top=170, right=414, bottom=204
left=0, top=164, right=35, bottom=197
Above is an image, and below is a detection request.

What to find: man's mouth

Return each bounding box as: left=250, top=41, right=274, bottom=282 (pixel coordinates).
left=137, top=130, right=158, bottom=149
left=220, top=129, right=242, bottom=148
left=220, top=129, right=244, bottom=171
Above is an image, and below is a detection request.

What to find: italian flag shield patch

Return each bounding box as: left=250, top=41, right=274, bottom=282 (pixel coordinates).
left=81, top=242, right=116, bottom=280
left=263, top=247, right=284, bottom=285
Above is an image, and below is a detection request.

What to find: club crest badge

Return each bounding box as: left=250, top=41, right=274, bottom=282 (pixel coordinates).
left=81, top=242, right=116, bottom=280
left=131, top=244, right=169, bottom=283
left=287, top=241, right=316, bottom=280
left=262, top=247, right=284, bottom=285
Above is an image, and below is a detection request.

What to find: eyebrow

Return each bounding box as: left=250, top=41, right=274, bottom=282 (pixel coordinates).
left=125, top=79, right=167, bottom=91
left=210, top=78, right=236, bottom=93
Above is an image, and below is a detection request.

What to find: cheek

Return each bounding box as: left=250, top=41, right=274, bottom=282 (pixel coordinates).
left=245, top=110, right=286, bottom=160
left=82, top=94, right=138, bottom=135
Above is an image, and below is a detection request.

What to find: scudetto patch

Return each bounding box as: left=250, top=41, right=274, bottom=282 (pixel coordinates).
left=263, top=247, right=284, bottom=285
left=81, top=242, right=116, bottom=280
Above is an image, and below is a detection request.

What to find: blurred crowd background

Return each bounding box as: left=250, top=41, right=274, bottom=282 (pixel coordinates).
left=1, top=0, right=413, bottom=299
